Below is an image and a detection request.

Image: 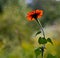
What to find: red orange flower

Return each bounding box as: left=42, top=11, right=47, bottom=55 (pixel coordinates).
left=27, top=10, right=43, bottom=21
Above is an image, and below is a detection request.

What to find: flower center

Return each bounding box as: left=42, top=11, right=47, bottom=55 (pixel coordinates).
left=32, top=13, right=38, bottom=19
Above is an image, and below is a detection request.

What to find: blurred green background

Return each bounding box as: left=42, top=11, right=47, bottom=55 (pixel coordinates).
left=0, top=0, right=60, bottom=58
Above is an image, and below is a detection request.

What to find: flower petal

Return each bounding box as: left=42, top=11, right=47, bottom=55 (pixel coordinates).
left=26, top=10, right=43, bottom=21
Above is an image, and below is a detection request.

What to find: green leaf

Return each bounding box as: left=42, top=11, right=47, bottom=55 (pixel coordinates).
left=38, top=37, right=47, bottom=44
left=34, top=47, right=42, bottom=56
left=47, top=53, right=57, bottom=58
left=35, top=31, right=41, bottom=36
left=47, top=38, right=53, bottom=44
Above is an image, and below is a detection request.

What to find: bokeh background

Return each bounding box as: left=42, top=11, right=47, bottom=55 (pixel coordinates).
left=0, top=0, right=60, bottom=58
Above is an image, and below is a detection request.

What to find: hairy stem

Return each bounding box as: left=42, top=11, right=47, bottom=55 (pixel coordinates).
left=35, top=19, right=45, bottom=38
left=35, top=19, right=45, bottom=58
left=41, top=46, right=44, bottom=58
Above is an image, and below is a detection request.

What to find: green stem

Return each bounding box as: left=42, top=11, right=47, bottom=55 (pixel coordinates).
left=35, top=19, right=45, bottom=38
left=41, top=46, right=44, bottom=58
left=35, top=19, right=45, bottom=58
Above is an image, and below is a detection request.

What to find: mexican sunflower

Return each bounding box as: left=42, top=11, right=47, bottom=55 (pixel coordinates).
left=27, top=10, right=43, bottom=21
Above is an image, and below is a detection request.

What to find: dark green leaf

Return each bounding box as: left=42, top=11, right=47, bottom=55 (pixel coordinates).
left=47, top=38, right=53, bottom=44
left=34, top=47, right=42, bottom=56
left=47, top=53, right=57, bottom=58
left=38, top=37, right=47, bottom=44
left=35, top=31, right=41, bottom=36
